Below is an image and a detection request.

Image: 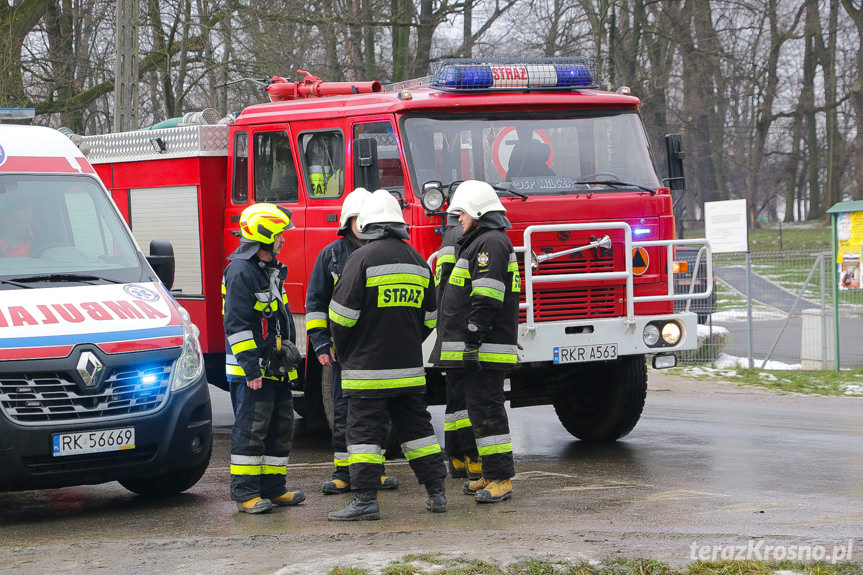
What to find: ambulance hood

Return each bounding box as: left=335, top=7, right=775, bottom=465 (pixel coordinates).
left=0, top=282, right=185, bottom=361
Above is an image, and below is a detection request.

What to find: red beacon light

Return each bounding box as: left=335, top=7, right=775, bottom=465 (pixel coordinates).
left=266, top=70, right=382, bottom=102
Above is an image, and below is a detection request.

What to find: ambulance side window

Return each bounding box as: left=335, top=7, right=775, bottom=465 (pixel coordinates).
left=299, top=131, right=345, bottom=198
left=353, top=122, right=405, bottom=189
left=254, top=130, right=298, bottom=203
left=232, top=131, right=249, bottom=204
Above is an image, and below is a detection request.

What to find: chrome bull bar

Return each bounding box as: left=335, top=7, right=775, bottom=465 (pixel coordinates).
left=426, top=222, right=713, bottom=332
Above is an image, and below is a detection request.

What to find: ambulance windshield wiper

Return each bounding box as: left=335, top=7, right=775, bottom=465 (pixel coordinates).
left=572, top=179, right=656, bottom=193
left=0, top=279, right=35, bottom=289
left=7, top=273, right=121, bottom=285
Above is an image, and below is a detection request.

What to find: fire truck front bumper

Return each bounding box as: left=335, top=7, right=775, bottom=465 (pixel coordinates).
left=516, top=311, right=698, bottom=365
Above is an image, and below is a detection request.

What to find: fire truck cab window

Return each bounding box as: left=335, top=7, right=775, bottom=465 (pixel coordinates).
left=300, top=131, right=344, bottom=198
left=402, top=113, right=661, bottom=195
left=254, top=130, right=299, bottom=203
left=232, top=131, right=249, bottom=204
left=353, top=122, right=405, bottom=189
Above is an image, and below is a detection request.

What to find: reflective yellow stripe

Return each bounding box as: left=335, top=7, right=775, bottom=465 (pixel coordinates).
left=231, top=339, right=257, bottom=355
left=288, top=369, right=298, bottom=381
left=444, top=419, right=471, bottom=431
left=226, top=364, right=246, bottom=376
left=334, top=458, right=350, bottom=467
left=449, top=267, right=470, bottom=287
left=478, top=443, right=513, bottom=456
left=261, top=465, right=287, bottom=475
left=342, top=376, right=426, bottom=390
left=329, top=308, right=358, bottom=327
left=507, top=261, right=519, bottom=272
left=403, top=443, right=442, bottom=461
left=471, top=286, right=505, bottom=301
left=306, top=318, right=328, bottom=330
left=366, top=273, right=430, bottom=288
left=424, top=318, right=437, bottom=329
left=230, top=464, right=261, bottom=476
left=349, top=453, right=385, bottom=465
left=439, top=351, right=518, bottom=364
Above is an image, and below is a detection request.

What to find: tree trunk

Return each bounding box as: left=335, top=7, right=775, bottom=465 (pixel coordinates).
left=0, top=0, right=50, bottom=107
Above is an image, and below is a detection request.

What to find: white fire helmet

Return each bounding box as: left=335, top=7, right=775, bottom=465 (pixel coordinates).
left=447, top=180, right=506, bottom=219
left=339, top=187, right=372, bottom=234
left=357, top=189, right=406, bottom=231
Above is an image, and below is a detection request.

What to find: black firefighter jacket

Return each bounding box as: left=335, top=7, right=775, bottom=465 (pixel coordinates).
left=434, top=223, right=462, bottom=308
left=222, top=251, right=296, bottom=382
left=305, top=236, right=362, bottom=357
left=432, top=226, right=520, bottom=371
left=329, top=237, right=437, bottom=398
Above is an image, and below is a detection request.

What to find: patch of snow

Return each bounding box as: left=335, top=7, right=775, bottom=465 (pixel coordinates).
left=843, top=383, right=863, bottom=396
left=711, top=308, right=788, bottom=322
left=713, top=353, right=802, bottom=371
left=696, top=324, right=729, bottom=337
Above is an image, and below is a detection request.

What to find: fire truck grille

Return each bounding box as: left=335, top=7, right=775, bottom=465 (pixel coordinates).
left=516, top=250, right=621, bottom=321
left=0, top=362, right=172, bottom=426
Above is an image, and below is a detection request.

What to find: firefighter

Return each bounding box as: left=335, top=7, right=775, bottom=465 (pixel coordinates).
left=305, top=187, right=399, bottom=494
left=327, top=189, right=447, bottom=521
left=223, top=203, right=305, bottom=514
left=432, top=180, right=520, bottom=503
left=435, top=213, right=481, bottom=481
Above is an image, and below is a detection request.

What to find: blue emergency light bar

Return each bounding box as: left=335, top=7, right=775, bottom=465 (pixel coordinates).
left=430, top=58, right=597, bottom=92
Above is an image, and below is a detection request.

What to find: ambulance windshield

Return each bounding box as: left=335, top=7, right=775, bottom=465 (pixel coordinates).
left=402, top=111, right=661, bottom=196
left=0, top=175, right=142, bottom=284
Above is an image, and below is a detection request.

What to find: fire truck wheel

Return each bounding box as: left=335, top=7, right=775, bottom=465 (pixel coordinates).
left=119, top=437, right=212, bottom=496
left=551, top=355, right=647, bottom=442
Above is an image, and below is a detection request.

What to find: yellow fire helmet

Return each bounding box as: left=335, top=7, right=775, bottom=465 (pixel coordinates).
left=239, top=203, right=295, bottom=244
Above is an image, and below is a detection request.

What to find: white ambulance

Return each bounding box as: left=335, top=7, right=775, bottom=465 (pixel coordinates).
left=0, top=124, right=212, bottom=495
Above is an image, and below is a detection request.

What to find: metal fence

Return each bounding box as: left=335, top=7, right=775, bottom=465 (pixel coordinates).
left=675, top=251, right=863, bottom=369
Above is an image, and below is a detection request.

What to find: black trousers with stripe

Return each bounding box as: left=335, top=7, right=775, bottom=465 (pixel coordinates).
left=229, top=377, right=294, bottom=501
left=449, top=368, right=515, bottom=480
left=346, top=393, right=446, bottom=491
left=444, top=370, right=479, bottom=461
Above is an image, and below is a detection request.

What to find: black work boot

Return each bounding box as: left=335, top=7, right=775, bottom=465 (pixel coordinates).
left=425, top=479, right=447, bottom=513
left=327, top=490, right=380, bottom=521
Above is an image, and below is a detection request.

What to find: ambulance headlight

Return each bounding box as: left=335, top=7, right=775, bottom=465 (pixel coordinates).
left=172, top=306, right=205, bottom=391
left=642, top=324, right=660, bottom=346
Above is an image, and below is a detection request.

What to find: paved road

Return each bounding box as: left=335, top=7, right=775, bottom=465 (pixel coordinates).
left=709, top=316, right=863, bottom=367
left=1, top=375, right=861, bottom=574
left=714, top=265, right=820, bottom=313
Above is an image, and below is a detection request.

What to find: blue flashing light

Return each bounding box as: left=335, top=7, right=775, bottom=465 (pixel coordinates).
left=634, top=227, right=651, bottom=236
left=555, top=65, right=592, bottom=87
left=436, top=65, right=494, bottom=90
left=140, top=374, right=159, bottom=388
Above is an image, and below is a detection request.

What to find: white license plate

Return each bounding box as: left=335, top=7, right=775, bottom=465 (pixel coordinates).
left=553, top=344, right=618, bottom=364
left=52, top=428, right=135, bottom=457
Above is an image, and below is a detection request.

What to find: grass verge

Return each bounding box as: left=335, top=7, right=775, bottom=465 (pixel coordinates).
left=669, top=365, right=863, bottom=396
left=328, top=555, right=863, bottom=575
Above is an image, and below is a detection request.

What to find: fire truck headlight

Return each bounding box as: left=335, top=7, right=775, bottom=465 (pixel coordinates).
left=421, top=186, right=445, bottom=211
left=642, top=324, right=660, bottom=346
left=661, top=322, right=682, bottom=345
left=172, top=306, right=205, bottom=391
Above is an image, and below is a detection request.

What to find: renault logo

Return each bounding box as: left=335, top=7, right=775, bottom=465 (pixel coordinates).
left=76, top=352, right=104, bottom=388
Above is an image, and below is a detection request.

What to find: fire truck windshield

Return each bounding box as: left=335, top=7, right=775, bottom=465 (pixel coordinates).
left=402, top=111, right=661, bottom=196
left=0, top=174, right=144, bottom=286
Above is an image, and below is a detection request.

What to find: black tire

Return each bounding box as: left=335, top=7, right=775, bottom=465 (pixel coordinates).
left=552, top=355, right=647, bottom=442
left=119, top=438, right=212, bottom=496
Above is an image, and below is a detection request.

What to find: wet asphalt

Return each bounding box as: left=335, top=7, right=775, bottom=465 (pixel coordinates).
left=0, top=373, right=861, bottom=574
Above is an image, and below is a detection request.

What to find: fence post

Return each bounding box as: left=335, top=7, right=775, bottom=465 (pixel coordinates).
left=746, top=251, right=754, bottom=368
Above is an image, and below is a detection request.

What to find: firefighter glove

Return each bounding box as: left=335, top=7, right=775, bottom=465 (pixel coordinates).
left=463, top=345, right=482, bottom=373
left=465, top=323, right=485, bottom=347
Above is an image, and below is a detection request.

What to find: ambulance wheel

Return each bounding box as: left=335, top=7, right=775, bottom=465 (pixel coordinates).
left=552, top=355, right=647, bottom=442
left=119, top=438, right=212, bottom=496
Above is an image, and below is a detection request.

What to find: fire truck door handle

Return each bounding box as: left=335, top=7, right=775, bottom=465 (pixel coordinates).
left=231, top=230, right=242, bottom=238
left=326, top=214, right=338, bottom=222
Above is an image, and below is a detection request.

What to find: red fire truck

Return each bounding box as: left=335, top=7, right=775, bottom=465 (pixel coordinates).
left=82, top=58, right=712, bottom=441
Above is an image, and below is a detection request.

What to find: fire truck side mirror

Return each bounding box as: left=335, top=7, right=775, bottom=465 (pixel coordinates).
left=664, top=134, right=685, bottom=191
left=147, top=239, right=176, bottom=290
left=353, top=138, right=380, bottom=191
